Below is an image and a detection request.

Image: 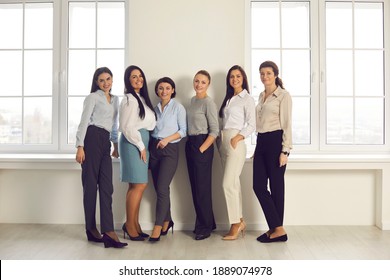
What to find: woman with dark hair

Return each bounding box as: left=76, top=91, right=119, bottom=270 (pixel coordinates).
left=218, top=65, right=255, bottom=240
left=119, top=65, right=156, bottom=241
left=186, top=70, right=219, bottom=241
left=148, top=77, right=187, bottom=242
left=253, top=61, right=292, bottom=243
left=75, top=67, right=127, bottom=248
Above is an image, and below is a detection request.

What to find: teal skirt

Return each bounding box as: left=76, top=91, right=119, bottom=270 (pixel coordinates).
left=119, top=129, right=150, bottom=183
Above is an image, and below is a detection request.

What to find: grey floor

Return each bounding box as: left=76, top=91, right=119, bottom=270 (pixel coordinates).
left=1, top=224, right=390, bottom=260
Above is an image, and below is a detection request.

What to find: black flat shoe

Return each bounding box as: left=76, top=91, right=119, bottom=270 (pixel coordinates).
left=86, top=230, right=103, bottom=243
left=260, top=234, right=288, bottom=243
left=195, top=233, right=210, bottom=241
left=102, top=234, right=128, bottom=248
left=256, top=233, right=269, bottom=242
left=122, top=223, right=145, bottom=241
left=161, top=221, right=174, bottom=236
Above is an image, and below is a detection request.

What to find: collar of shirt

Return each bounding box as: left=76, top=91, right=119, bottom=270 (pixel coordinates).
left=96, top=89, right=114, bottom=104
left=156, top=99, right=173, bottom=114
left=236, top=89, right=248, bottom=98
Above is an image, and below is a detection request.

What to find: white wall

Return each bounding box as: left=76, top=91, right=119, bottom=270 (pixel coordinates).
left=0, top=163, right=377, bottom=229
left=0, top=0, right=380, bottom=229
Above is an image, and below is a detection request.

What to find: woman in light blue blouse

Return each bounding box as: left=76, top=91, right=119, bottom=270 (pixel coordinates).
left=148, top=77, right=187, bottom=242
left=75, top=67, right=127, bottom=248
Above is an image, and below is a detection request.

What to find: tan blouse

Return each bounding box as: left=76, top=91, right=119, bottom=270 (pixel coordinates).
left=256, top=86, right=292, bottom=153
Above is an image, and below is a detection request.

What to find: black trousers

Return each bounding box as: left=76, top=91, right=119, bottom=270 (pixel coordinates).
left=81, top=125, right=114, bottom=233
left=185, top=134, right=216, bottom=235
left=149, top=137, right=179, bottom=226
left=253, top=130, right=286, bottom=230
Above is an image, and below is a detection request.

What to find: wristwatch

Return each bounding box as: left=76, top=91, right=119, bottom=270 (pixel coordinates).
left=281, top=151, right=289, bottom=156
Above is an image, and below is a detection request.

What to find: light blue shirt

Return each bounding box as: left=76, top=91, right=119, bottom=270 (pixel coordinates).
left=75, top=90, right=119, bottom=147
left=151, top=98, right=187, bottom=143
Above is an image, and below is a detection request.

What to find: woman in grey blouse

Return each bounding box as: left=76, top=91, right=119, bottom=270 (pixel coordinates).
left=75, top=67, right=127, bottom=248
left=185, top=70, right=219, bottom=241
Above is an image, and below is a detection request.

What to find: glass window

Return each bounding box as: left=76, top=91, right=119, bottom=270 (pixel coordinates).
left=249, top=0, right=387, bottom=152
left=0, top=0, right=127, bottom=151
left=0, top=2, right=53, bottom=145
left=67, top=1, right=125, bottom=146
left=250, top=1, right=311, bottom=156
left=325, top=1, right=385, bottom=145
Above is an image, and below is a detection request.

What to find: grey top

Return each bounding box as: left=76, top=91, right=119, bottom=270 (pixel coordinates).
left=75, top=90, right=119, bottom=147
left=186, top=96, right=219, bottom=138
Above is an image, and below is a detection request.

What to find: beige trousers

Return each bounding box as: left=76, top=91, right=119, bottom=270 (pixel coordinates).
left=218, top=129, right=247, bottom=224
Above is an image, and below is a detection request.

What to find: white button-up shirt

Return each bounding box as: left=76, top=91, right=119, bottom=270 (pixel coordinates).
left=221, top=89, right=256, bottom=138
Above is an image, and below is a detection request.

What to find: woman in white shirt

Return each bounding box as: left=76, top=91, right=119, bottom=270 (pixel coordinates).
left=218, top=65, right=255, bottom=240
left=119, top=65, right=156, bottom=241
left=253, top=61, right=292, bottom=243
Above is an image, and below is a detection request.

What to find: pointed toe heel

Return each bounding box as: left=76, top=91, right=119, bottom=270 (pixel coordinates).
left=122, top=223, right=145, bottom=241
left=161, top=221, right=174, bottom=236
left=102, top=234, right=128, bottom=248
left=86, top=230, right=103, bottom=243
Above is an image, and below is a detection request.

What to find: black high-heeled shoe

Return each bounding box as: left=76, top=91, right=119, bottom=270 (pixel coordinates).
left=161, top=221, right=174, bottom=236
left=122, top=223, right=145, bottom=241
left=102, top=233, right=128, bottom=248
left=148, top=234, right=161, bottom=242
left=86, top=230, right=103, bottom=243
left=139, top=231, right=150, bottom=238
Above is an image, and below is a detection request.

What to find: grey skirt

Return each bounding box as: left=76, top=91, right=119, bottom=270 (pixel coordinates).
left=119, top=129, right=150, bottom=183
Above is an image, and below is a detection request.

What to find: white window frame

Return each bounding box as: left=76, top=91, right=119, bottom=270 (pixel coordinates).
left=60, top=0, right=129, bottom=152
left=0, top=0, right=128, bottom=153
left=245, top=0, right=390, bottom=154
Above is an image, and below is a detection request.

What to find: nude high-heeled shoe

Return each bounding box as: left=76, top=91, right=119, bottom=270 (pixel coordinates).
left=222, top=222, right=246, bottom=241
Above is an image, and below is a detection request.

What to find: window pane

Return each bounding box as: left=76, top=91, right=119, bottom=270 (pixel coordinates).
left=24, top=97, right=52, bottom=144
left=97, top=49, right=124, bottom=95
left=292, top=97, right=310, bottom=144
left=97, top=2, right=125, bottom=48
left=355, top=98, right=384, bottom=144
left=251, top=2, right=280, bottom=48
left=355, top=3, right=383, bottom=49
left=68, top=97, right=84, bottom=145
left=25, top=3, right=53, bottom=49
left=68, top=50, right=95, bottom=96
left=326, top=2, right=352, bottom=48
left=283, top=50, right=311, bottom=96
left=281, top=2, right=310, bottom=48
left=69, top=2, right=96, bottom=48
left=0, top=4, right=23, bottom=49
left=326, top=50, right=353, bottom=96
left=327, top=98, right=353, bottom=144
left=0, top=98, right=22, bottom=144
left=0, top=51, right=22, bottom=96
left=24, top=50, right=53, bottom=96
left=355, top=50, right=384, bottom=97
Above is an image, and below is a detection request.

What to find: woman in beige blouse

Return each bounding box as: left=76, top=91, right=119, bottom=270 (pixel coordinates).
left=253, top=61, right=292, bottom=243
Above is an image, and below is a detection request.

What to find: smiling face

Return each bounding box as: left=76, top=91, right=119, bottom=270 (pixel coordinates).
left=129, top=69, right=144, bottom=92
left=96, top=72, right=113, bottom=94
left=157, top=82, right=174, bottom=103
left=193, top=74, right=210, bottom=95
left=260, top=67, right=277, bottom=87
left=229, top=69, right=243, bottom=93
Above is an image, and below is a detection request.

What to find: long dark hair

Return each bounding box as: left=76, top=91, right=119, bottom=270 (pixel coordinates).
left=90, top=67, right=113, bottom=93
left=259, top=60, right=284, bottom=89
left=219, top=65, right=249, bottom=118
left=123, top=65, right=156, bottom=120
left=155, top=77, right=177, bottom=98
